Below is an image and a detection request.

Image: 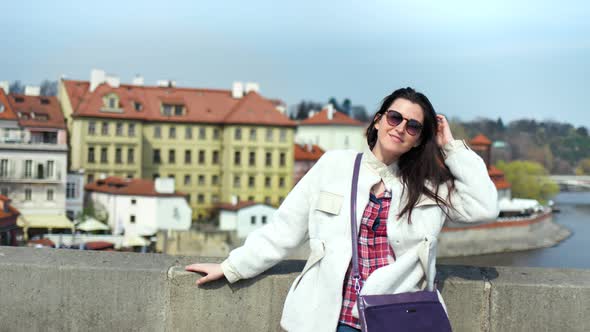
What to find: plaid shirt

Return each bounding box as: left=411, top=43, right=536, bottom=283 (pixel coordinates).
left=338, top=190, right=396, bottom=330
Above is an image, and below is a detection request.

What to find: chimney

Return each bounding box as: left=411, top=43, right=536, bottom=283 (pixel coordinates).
left=244, top=82, right=260, bottom=94
left=155, top=178, right=175, bottom=194
left=25, top=86, right=41, bottom=96
left=232, top=81, right=244, bottom=99
left=231, top=195, right=238, bottom=206
left=0, top=81, right=9, bottom=94
left=90, top=69, right=106, bottom=92
left=326, top=104, right=334, bottom=120
left=275, top=105, right=286, bottom=115
left=105, top=75, right=120, bottom=88
left=308, top=110, right=316, bottom=118
left=157, top=80, right=176, bottom=88
left=132, top=75, right=144, bottom=86
left=306, top=143, right=312, bottom=152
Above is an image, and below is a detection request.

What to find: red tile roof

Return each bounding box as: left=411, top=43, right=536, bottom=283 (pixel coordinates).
left=294, top=144, right=325, bottom=161
left=8, top=94, right=66, bottom=129
left=0, top=195, right=20, bottom=220
left=492, top=178, right=512, bottom=190
left=85, top=176, right=186, bottom=197
left=62, top=80, right=296, bottom=127
left=299, top=107, right=364, bottom=126
left=488, top=166, right=505, bottom=176
left=469, top=134, right=492, bottom=146
left=217, top=201, right=265, bottom=211
left=0, top=88, right=18, bottom=121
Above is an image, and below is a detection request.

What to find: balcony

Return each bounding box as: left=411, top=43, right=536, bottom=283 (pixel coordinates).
left=0, top=170, right=63, bottom=183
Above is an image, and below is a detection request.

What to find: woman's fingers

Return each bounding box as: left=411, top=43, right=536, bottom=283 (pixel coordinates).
left=184, top=263, right=205, bottom=273
left=185, top=263, right=224, bottom=285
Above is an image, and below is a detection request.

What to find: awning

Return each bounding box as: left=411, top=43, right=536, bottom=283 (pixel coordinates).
left=122, top=234, right=150, bottom=247
left=17, top=214, right=75, bottom=234
left=76, top=218, right=110, bottom=232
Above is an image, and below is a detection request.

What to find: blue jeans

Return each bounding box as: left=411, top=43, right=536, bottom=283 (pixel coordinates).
left=336, top=323, right=361, bottom=332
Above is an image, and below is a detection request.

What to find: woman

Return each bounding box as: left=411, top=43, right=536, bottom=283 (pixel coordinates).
left=186, top=87, right=499, bottom=332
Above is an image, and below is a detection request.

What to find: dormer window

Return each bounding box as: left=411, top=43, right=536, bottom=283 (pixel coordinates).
left=161, top=103, right=185, bottom=116
left=40, top=98, right=50, bottom=105
left=14, top=97, right=24, bottom=103
left=102, top=93, right=120, bottom=110
left=133, top=101, right=142, bottom=111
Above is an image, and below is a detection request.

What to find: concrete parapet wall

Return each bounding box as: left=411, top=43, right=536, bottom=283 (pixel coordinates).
left=0, top=246, right=588, bottom=332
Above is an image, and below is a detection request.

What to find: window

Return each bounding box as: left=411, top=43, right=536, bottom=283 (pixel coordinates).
left=87, top=174, right=95, bottom=184
left=127, top=174, right=133, bottom=179
left=280, top=129, right=287, bottom=142
left=234, top=128, right=242, bottom=140
left=25, top=160, right=33, bottom=178
left=152, top=173, right=160, bottom=180
left=248, top=195, right=254, bottom=201
left=116, top=122, right=123, bottom=136
left=101, top=122, right=109, bottom=135
left=264, top=197, right=271, bottom=204
left=262, top=216, right=267, bottom=224
left=198, top=175, right=205, bottom=185
left=185, top=150, right=191, bottom=164
left=211, top=175, right=219, bottom=185
left=88, top=121, right=96, bottom=135
left=133, top=102, right=142, bottom=111
left=186, top=194, right=191, bottom=203
left=185, top=127, right=192, bottom=139
left=25, top=188, right=32, bottom=201
left=100, top=147, right=108, bottom=163
left=162, top=104, right=172, bottom=116
left=130, top=215, right=136, bottom=223
left=279, top=152, right=286, bottom=167
left=248, top=176, right=255, bottom=188
left=0, top=159, right=7, bottom=177
left=168, top=149, right=176, bottom=163
left=265, top=152, right=272, bottom=166
left=88, top=147, right=95, bottom=163
left=197, top=194, right=205, bottom=204
left=234, top=151, right=241, bottom=166
left=249, top=128, right=256, bottom=141
left=153, top=149, right=161, bottom=163
left=131, top=199, right=137, bottom=205
left=279, top=177, right=285, bottom=188
left=109, top=97, right=117, bottom=109
left=115, top=148, right=122, bottom=164
left=213, top=128, right=220, bottom=140
left=249, top=152, right=256, bottom=166
left=212, top=194, right=219, bottom=203
left=233, top=175, right=241, bottom=188
left=211, top=150, right=219, bottom=164
left=251, top=216, right=256, bottom=225
left=47, top=189, right=54, bottom=201
left=169, top=126, right=176, bottom=139
left=199, top=150, right=206, bottom=164
left=265, top=176, right=271, bottom=188
left=174, top=105, right=183, bottom=116
left=128, top=123, right=136, bottom=137
left=279, top=196, right=284, bottom=204
left=184, top=175, right=191, bottom=185
left=199, top=127, right=206, bottom=139
left=266, top=128, right=273, bottom=141
left=154, top=126, right=161, bottom=138
left=127, top=148, right=134, bottom=164
left=47, top=161, right=54, bottom=178
left=66, top=182, right=76, bottom=199
left=168, top=174, right=175, bottom=181
left=344, top=136, right=349, bottom=147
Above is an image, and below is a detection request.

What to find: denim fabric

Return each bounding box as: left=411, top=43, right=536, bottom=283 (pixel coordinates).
left=336, top=323, right=361, bottom=332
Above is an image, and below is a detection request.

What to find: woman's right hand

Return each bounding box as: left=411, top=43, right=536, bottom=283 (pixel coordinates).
left=185, top=263, right=225, bottom=285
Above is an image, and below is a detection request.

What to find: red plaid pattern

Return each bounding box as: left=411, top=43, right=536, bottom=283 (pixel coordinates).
left=338, top=190, right=395, bottom=330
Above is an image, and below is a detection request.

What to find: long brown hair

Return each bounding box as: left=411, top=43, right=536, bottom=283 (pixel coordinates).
left=366, top=87, right=455, bottom=223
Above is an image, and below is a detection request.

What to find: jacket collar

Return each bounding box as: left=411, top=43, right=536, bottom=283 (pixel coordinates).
left=362, top=145, right=399, bottom=186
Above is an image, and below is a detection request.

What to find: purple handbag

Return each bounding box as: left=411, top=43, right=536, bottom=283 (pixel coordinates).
left=350, top=153, right=452, bottom=332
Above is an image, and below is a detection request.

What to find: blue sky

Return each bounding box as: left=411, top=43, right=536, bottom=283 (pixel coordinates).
left=2, top=0, right=589, bottom=128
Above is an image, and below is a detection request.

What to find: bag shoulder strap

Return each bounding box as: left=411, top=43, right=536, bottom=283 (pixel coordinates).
left=350, top=153, right=363, bottom=295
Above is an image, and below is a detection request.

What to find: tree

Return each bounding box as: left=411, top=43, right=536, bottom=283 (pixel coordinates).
left=575, top=158, right=590, bottom=175
left=351, top=106, right=370, bottom=122
left=496, top=160, right=559, bottom=204
left=9, top=80, right=24, bottom=94
left=341, top=98, right=352, bottom=116
left=40, top=80, right=58, bottom=96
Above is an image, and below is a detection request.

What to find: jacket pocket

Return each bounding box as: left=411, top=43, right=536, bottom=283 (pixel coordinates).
left=292, top=238, right=325, bottom=290
left=316, top=191, right=343, bottom=215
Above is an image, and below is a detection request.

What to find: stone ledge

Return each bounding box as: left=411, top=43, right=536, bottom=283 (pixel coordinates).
left=0, top=246, right=589, bottom=331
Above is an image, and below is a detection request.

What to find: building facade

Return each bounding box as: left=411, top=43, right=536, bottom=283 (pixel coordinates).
left=0, top=88, right=68, bottom=218
left=293, top=143, right=324, bottom=184
left=66, top=171, right=85, bottom=220
left=295, top=104, right=366, bottom=152
left=58, top=70, right=296, bottom=221
left=218, top=201, right=277, bottom=239
left=85, top=177, right=192, bottom=237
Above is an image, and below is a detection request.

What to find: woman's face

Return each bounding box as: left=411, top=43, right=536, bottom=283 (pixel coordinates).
left=373, top=98, right=424, bottom=164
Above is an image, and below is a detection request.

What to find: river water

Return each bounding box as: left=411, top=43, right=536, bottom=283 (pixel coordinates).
left=439, top=191, right=590, bottom=269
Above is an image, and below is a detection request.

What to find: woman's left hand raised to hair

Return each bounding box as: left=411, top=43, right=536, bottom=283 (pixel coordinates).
left=435, top=114, right=454, bottom=148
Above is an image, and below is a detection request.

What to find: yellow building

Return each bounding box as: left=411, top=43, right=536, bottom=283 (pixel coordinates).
left=58, top=73, right=295, bottom=220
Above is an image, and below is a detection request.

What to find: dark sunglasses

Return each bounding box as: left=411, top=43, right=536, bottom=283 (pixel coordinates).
left=381, top=110, right=423, bottom=136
